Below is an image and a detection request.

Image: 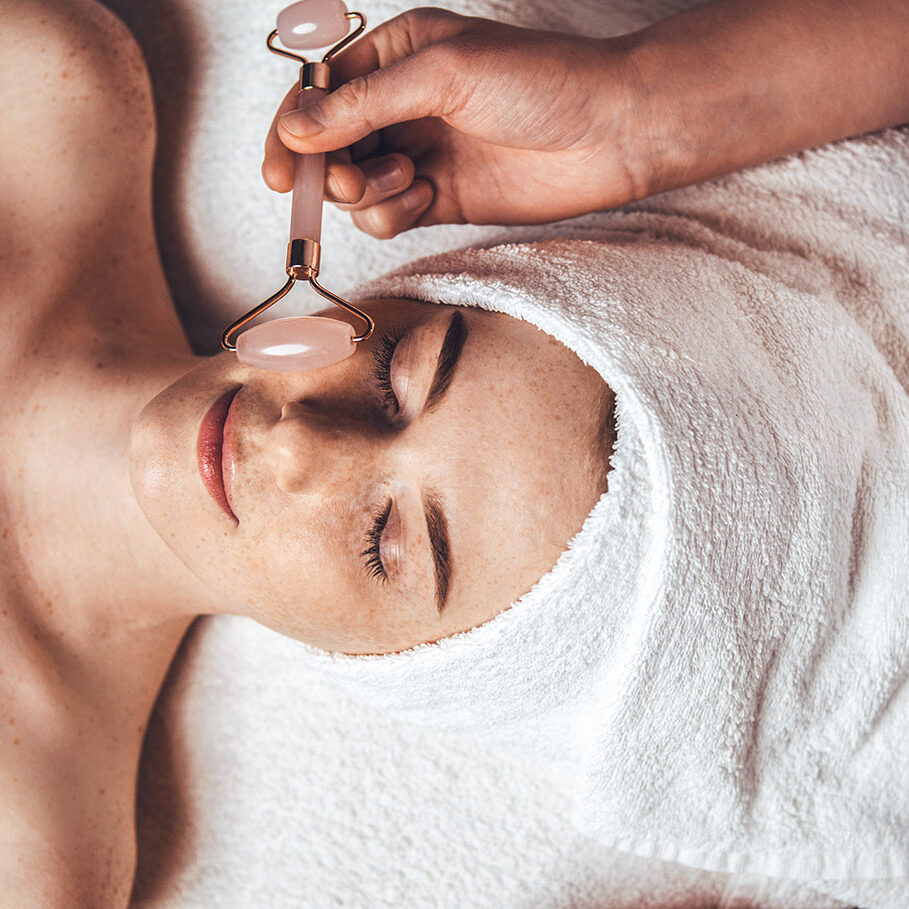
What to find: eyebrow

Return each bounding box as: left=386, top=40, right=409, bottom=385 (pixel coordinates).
left=418, top=309, right=467, bottom=613
left=422, top=490, right=451, bottom=614
left=424, top=310, right=468, bottom=413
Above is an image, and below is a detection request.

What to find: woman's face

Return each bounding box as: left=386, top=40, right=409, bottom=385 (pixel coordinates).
left=130, top=299, right=611, bottom=654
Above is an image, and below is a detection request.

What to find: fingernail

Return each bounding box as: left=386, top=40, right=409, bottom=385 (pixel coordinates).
left=326, top=171, right=345, bottom=201
left=280, top=106, right=326, bottom=137
left=365, top=158, right=403, bottom=192
left=401, top=181, right=432, bottom=211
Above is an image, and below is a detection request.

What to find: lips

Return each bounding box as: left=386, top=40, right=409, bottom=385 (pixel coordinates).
left=197, top=386, right=241, bottom=522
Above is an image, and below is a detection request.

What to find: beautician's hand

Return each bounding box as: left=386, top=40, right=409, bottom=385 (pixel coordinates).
left=262, top=8, right=645, bottom=237
left=262, top=1, right=909, bottom=240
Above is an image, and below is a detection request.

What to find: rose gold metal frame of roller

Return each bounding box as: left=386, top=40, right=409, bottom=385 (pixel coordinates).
left=221, top=11, right=372, bottom=353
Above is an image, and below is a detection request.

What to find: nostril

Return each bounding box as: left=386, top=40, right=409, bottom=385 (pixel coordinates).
left=280, top=401, right=306, bottom=421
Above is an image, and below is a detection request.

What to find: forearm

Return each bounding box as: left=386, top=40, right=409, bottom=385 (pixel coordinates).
left=621, top=0, right=909, bottom=197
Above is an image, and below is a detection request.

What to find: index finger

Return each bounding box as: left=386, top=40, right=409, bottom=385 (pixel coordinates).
left=263, top=84, right=304, bottom=192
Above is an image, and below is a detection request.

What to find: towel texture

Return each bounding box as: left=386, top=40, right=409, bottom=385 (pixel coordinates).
left=297, top=126, right=909, bottom=885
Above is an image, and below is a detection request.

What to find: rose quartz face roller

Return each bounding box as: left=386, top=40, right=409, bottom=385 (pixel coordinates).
left=220, top=0, right=371, bottom=372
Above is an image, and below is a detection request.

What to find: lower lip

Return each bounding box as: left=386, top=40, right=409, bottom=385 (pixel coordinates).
left=197, top=387, right=241, bottom=522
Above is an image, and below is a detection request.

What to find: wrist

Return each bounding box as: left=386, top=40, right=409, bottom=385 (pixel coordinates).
left=610, top=0, right=909, bottom=204
left=610, top=30, right=723, bottom=201
left=586, top=33, right=689, bottom=209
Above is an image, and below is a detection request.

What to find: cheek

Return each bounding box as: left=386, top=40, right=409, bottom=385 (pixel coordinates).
left=191, top=500, right=377, bottom=647
left=229, top=516, right=440, bottom=653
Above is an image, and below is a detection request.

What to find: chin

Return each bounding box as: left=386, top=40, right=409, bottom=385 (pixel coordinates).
left=129, top=382, right=191, bottom=544
left=128, top=361, right=236, bottom=588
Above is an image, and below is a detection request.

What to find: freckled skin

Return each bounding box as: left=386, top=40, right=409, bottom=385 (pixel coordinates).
left=0, top=0, right=197, bottom=904
left=0, top=0, right=614, bottom=904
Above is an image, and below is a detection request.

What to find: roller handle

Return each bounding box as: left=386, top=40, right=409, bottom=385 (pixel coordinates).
left=289, top=86, right=327, bottom=244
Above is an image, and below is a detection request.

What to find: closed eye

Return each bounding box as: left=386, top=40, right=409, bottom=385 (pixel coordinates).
left=372, top=332, right=401, bottom=414
left=360, top=310, right=466, bottom=609
left=361, top=498, right=392, bottom=582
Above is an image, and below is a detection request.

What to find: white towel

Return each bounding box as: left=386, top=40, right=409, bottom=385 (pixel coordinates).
left=295, top=126, right=909, bottom=886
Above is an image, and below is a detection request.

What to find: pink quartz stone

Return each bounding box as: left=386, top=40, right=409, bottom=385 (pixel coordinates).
left=236, top=316, right=356, bottom=372
left=290, top=87, right=327, bottom=243
left=276, top=0, right=350, bottom=50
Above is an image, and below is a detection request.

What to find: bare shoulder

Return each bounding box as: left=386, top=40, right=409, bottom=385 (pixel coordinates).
left=0, top=0, right=156, bottom=268
left=0, top=0, right=154, bottom=141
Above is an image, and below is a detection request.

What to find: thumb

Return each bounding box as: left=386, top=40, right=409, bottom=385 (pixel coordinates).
left=277, top=47, right=460, bottom=153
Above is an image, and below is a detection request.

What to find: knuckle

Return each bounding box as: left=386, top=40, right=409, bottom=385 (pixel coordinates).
left=330, top=78, right=361, bottom=111
left=412, top=45, right=463, bottom=116
left=376, top=8, right=467, bottom=62
left=420, top=41, right=462, bottom=74
left=400, top=7, right=458, bottom=37
left=331, top=76, right=376, bottom=130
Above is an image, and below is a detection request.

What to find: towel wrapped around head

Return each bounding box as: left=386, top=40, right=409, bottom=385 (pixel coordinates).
left=298, top=128, right=909, bottom=883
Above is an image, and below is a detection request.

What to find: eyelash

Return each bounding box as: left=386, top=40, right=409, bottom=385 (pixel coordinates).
left=361, top=499, right=393, bottom=583
left=372, top=331, right=401, bottom=414
left=361, top=332, right=402, bottom=584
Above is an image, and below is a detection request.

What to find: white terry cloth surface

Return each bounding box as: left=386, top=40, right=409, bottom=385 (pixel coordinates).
left=105, top=0, right=909, bottom=905
left=306, top=126, right=909, bottom=892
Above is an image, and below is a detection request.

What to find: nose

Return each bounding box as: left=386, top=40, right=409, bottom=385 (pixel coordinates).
left=265, top=401, right=376, bottom=495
